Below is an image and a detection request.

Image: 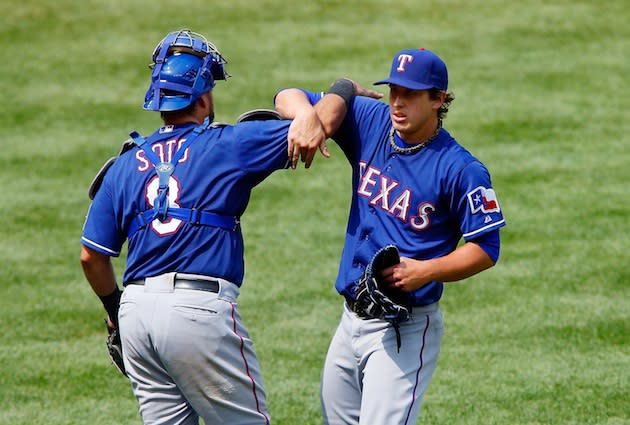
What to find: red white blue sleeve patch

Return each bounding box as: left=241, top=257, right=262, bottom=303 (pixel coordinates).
left=467, top=186, right=500, bottom=214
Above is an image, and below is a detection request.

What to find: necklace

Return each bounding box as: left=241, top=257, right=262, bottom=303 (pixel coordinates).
left=388, top=119, right=442, bottom=155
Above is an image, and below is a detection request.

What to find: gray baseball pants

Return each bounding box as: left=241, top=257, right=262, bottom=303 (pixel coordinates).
left=321, top=302, right=444, bottom=425
left=118, top=272, right=270, bottom=425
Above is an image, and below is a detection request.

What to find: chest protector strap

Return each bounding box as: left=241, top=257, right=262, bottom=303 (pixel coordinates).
left=127, top=119, right=240, bottom=239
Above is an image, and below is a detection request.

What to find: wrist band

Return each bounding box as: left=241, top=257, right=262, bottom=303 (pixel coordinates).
left=99, top=287, right=122, bottom=326
left=327, top=78, right=355, bottom=108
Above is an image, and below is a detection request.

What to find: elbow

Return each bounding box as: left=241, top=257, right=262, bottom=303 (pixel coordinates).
left=80, top=245, right=92, bottom=266
left=80, top=245, right=104, bottom=268
left=483, top=251, right=498, bottom=270
left=273, top=88, right=303, bottom=118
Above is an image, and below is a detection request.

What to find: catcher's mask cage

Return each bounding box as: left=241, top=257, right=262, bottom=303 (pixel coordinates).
left=143, top=29, right=229, bottom=112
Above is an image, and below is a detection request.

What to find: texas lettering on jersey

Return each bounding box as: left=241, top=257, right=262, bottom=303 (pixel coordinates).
left=357, top=161, right=435, bottom=231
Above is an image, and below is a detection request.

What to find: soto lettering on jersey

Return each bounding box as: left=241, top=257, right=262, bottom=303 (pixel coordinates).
left=135, top=139, right=191, bottom=171
left=132, top=137, right=192, bottom=235
left=358, top=161, right=435, bottom=231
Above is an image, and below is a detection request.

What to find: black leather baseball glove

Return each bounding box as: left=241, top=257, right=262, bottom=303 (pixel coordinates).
left=354, top=245, right=411, bottom=351
left=106, top=322, right=127, bottom=377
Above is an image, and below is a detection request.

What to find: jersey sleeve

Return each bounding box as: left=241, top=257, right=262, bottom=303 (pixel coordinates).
left=232, top=120, right=292, bottom=174
left=469, top=229, right=501, bottom=263
left=451, top=160, right=506, bottom=241
left=80, top=171, right=124, bottom=257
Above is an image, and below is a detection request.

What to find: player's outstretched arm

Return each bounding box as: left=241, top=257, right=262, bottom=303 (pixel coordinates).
left=276, top=80, right=382, bottom=135
left=275, top=88, right=330, bottom=169
left=275, top=81, right=382, bottom=169
left=275, top=88, right=311, bottom=120
left=275, top=89, right=327, bottom=169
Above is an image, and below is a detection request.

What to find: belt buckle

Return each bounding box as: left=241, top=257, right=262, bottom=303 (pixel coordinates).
left=188, top=209, right=201, bottom=226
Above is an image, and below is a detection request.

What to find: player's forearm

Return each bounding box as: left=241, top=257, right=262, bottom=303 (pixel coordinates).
left=315, top=78, right=383, bottom=137
left=81, top=245, right=122, bottom=325
left=275, top=88, right=312, bottom=120
left=275, top=87, right=347, bottom=138
left=425, top=242, right=495, bottom=283
left=313, top=93, right=347, bottom=138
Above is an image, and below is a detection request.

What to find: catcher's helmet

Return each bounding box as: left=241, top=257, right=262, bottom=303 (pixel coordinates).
left=143, top=29, right=229, bottom=112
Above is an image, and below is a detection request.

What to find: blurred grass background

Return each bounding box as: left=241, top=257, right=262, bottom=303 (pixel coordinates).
left=0, top=0, right=628, bottom=424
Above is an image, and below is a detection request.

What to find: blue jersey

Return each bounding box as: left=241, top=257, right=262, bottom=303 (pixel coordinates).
left=81, top=120, right=291, bottom=285
left=304, top=91, right=506, bottom=306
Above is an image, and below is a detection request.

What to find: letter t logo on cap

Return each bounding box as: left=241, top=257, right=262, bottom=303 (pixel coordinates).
left=396, top=54, right=414, bottom=72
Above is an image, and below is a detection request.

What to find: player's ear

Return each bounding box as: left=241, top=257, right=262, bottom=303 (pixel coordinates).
left=196, top=92, right=212, bottom=109
left=195, top=92, right=214, bottom=119
left=431, top=90, right=447, bottom=110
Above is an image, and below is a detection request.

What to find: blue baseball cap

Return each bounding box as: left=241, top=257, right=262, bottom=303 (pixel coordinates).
left=374, top=48, right=448, bottom=91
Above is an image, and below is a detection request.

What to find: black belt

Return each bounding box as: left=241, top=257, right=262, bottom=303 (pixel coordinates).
left=127, top=277, right=220, bottom=293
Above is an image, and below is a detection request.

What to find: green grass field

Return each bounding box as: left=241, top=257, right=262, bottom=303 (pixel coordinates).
left=1, top=1, right=628, bottom=424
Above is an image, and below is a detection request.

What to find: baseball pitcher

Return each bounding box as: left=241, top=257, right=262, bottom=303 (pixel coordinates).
left=275, top=48, right=506, bottom=425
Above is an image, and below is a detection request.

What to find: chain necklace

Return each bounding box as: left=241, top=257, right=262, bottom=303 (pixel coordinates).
left=388, top=119, right=442, bottom=155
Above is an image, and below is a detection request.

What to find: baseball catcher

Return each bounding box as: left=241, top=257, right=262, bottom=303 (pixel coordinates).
left=80, top=27, right=347, bottom=424
left=353, top=245, right=411, bottom=351
left=90, top=109, right=280, bottom=379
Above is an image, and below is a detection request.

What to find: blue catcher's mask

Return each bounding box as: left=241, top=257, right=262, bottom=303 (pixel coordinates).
left=143, top=29, right=229, bottom=112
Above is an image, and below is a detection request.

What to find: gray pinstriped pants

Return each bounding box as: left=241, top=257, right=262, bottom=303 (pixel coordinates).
left=321, top=302, right=444, bottom=425
left=119, top=273, right=270, bottom=425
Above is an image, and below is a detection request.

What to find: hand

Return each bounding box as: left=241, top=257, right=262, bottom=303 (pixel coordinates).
left=106, top=315, right=116, bottom=329
left=105, top=319, right=127, bottom=377
left=380, top=257, right=433, bottom=292
left=287, top=108, right=329, bottom=169
left=349, top=79, right=383, bottom=100
left=332, top=78, right=383, bottom=100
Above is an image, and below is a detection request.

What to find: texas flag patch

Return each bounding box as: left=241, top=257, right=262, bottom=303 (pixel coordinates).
left=467, top=186, right=500, bottom=214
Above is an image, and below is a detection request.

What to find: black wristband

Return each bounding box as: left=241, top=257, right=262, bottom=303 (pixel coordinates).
left=99, top=287, right=122, bottom=326
left=327, top=78, right=355, bottom=108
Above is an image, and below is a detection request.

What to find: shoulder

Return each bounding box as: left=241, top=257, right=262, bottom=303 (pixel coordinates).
left=440, top=135, right=498, bottom=199
left=338, top=97, right=390, bottom=141
left=232, top=119, right=291, bottom=139
left=88, top=137, right=141, bottom=199
left=435, top=130, right=485, bottom=168
left=350, top=96, right=389, bottom=117
left=428, top=130, right=495, bottom=186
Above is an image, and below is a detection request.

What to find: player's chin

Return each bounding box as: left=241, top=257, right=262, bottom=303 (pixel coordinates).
left=391, top=120, right=409, bottom=133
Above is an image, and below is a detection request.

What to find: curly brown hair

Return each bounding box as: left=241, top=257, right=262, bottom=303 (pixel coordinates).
left=429, top=89, right=455, bottom=121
